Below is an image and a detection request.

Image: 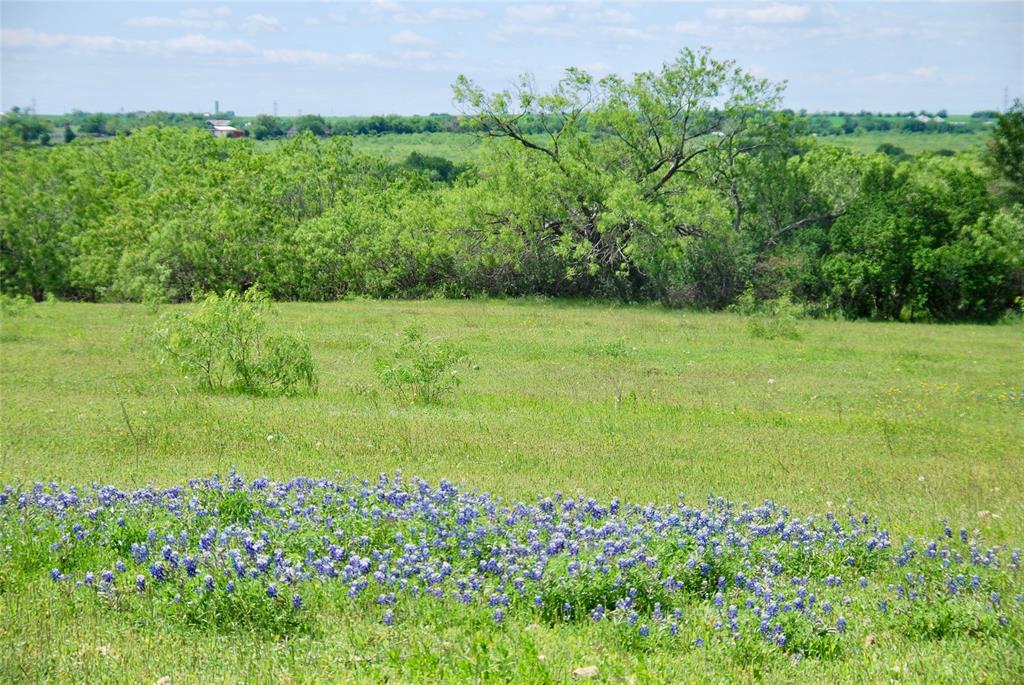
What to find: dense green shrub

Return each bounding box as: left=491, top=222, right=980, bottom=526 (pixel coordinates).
left=152, top=287, right=317, bottom=396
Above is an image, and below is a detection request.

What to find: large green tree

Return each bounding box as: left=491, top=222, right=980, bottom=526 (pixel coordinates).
left=986, top=99, right=1024, bottom=206
left=453, top=48, right=797, bottom=300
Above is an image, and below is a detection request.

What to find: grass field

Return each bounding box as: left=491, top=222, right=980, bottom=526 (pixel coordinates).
left=823, top=131, right=990, bottom=155
left=342, top=130, right=989, bottom=163
left=1, top=300, right=1022, bottom=682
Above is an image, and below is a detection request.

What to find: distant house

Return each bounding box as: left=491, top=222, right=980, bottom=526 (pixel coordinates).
left=206, top=119, right=244, bottom=138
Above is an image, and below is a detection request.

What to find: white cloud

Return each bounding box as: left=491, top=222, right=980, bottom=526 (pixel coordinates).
left=1, top=27, right=67, bottom=49
left=505, top=4, right=563, bottom=22
left=262, top=48, right=333, bottom=66
left=180, top=9, right=210, bottom=20
left=427, top=7, right=485, bottom=21
left=591, top=8, right=634, bottom=24
left=165, top=34, right=256, bottom=55
left=1, top=28, right=148, bottom=52
left=1, top=28, right=257, bottom=58
left=123, top=16, right=225, bottom=30
left=1, top=26, right=415, bottom=72
left=707, top=3, right=811, bottom=25
left=241, top=14, right=285, bottom=34
left=910, top=66, right=938, bottom=79
left=389, top=30, right=433, bottom=46
left=370, top=0, right=404, bottom=13
left=603, top=26, right=653, bottom=41
left=671, top=20, right=705, bottom=34
left=212, top=7, right=232, bottom=18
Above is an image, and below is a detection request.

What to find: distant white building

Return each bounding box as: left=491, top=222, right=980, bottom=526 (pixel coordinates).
left=206, top=119, right=243, bottom=138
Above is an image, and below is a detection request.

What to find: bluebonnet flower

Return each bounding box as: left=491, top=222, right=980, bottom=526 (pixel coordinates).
left=136, top=575, right=146, bottom=591
left=292, top=594, right=303, bottom=609
left=383, top=610, right=395, bottom=626
left=836, top=616, right=847, bottom=632
left=493, top=608, right=505, bottom=624
left=639, top=624, right=649, bottom=637
left=7, top=471, right=1019, bottom=658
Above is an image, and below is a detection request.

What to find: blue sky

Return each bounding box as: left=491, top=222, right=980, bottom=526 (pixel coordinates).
left=1, top=1, right=1021, bottom=115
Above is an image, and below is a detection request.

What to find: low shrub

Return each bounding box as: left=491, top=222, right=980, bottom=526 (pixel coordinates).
left=734, top=286, right=805, bottom=340
left=151, top=287, right=317, bottom=396
left=0, top=293, right=33, bottom=317
left=374, top=327, right=465, bottom=404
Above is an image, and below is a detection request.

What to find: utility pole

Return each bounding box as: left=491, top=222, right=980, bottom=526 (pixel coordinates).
left=273, top=100, right=278, bottom=116
left=215, top=100, right=220, bottom=115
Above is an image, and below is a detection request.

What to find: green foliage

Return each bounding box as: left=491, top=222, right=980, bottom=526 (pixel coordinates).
left=875, top=142, right=908, bottom=161
left=986, top=99, right=1024, bottom=206
left=250, top=114, right=285, bottom=140
left=0, top=107, right=50, bottom=143
left=0, top=55, right=1020, bottom=321
left=293, top=114, right=329, bottom=137
left=822, top=155, right=1020, bottom=321
left=733, top=287, right=804, bottom=339
left=0, top=293, right=33, bottom=316
left=374, top=327, right=465, bottom=404
left=152, top=287, right=317, bottom=396
left=402, top=151, right=467, bottom=184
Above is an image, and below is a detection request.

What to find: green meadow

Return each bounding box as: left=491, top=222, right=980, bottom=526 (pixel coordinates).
left=1, top=300, right=1022, bottom=682
left=336, top=130, right=989, bottom=163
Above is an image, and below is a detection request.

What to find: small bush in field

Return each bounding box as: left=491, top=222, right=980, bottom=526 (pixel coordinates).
left=152, top=287, right=317, bottom=396
left=375, top=327, right=465, bottom=404
left=0, top=293, right=33, bottom=317
left=734, top=287, right=805, bottom=340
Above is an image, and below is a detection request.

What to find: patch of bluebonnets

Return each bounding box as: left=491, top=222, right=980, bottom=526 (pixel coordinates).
left=3, top=471, right=1020, bottom=650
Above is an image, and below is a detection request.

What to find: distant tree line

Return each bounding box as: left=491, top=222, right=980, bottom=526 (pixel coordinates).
left=2, top=52, right=1021, bottom=322
left=3, top=105, right=1000, bottom=146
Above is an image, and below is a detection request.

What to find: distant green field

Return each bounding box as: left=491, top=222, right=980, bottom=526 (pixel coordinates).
left=345, top=130, right=989, bottom=163
left=1, top=300, right=1021, bottom=682
left=821, top=130, right=989, bottom=155
left=50, top=127, right=990, bottom=160
left=348, top=131, right=482, bottom=164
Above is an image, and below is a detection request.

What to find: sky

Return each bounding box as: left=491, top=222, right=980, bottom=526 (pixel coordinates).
left=1, top=1, right=1021, bottom=116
